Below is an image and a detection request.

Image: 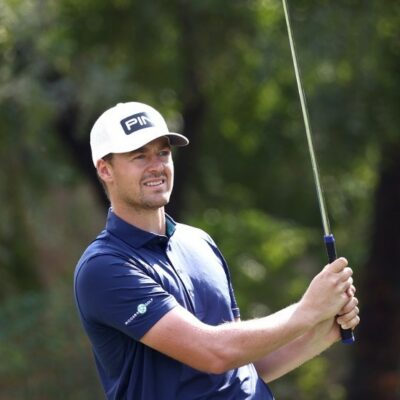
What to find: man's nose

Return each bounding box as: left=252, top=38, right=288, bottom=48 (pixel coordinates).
left=147, top=155, right=164, bottom=172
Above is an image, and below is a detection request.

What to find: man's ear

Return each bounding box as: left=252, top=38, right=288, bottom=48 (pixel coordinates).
left=97, top=159, right=113, bottom=183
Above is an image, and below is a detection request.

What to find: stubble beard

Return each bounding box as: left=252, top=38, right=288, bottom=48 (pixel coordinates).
left=123, top=185, right=172, bottom=212
left=116, top=169, right=174, bottom=213
left=138, top=194, right=170, bottom=210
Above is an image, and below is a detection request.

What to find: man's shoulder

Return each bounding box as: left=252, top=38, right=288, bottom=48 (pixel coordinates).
left=78, top=230, right=113, bottom=259
left=175, top=222, right=213, bottom=241
left=74, top=230, right=132, bottom=277
left=173, top=222, right=220, bottom=253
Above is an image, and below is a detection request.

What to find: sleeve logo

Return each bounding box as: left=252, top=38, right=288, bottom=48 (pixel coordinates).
left=124, top=298, right=154, bottom=325
left=137, top=303, right=147, bottom=314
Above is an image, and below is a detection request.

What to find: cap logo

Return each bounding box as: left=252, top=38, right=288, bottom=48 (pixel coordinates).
left=120, top=112, right=154, bottom=135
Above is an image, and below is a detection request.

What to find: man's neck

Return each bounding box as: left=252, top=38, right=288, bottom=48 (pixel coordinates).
left=111, top=204, right=166, bottom=235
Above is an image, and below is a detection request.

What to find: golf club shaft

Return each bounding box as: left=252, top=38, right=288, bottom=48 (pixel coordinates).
left=282, top=0, right=355, bottom=344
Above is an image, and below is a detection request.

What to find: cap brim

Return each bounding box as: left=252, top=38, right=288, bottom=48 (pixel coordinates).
left=110, top=131, right=189, bottom=156
left=166, top=132, right=189, bottom=147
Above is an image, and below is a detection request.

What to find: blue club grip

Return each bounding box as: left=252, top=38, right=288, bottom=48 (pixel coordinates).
left=324, top=234, right=355, bottom=344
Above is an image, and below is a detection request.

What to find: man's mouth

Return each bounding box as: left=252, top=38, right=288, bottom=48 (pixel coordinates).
left=144, top=179, right=165, bottom=187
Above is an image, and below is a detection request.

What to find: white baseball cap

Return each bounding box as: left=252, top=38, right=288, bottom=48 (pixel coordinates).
left=90, top=102, right=189, bottom=166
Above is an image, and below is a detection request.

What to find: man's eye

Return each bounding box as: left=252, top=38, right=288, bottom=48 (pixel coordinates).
left=160, top=150, right=171, bottom=157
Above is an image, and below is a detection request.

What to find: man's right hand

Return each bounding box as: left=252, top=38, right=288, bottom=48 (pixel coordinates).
left=299, top=257, right=354, bottom=325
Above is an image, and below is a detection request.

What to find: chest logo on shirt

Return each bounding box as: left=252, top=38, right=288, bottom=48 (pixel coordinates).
left=124, top=298, right=154, bottom=325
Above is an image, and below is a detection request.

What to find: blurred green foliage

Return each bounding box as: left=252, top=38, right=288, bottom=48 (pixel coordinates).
left=0, top=285, right=103, bottom=399
left=0, top=0, right=399, bottom=398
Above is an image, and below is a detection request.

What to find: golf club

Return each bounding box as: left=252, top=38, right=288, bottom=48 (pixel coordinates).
left=282, top=0, right=355, bottom=344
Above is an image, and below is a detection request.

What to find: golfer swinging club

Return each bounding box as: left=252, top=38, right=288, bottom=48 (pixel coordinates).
left=74, top=102, right=360, bottom=399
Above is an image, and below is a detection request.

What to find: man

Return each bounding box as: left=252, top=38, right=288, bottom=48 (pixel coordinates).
left=74, top=102, right=360, bottom=399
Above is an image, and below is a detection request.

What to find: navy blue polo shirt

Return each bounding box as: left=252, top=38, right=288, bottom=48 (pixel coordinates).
left=74, top=209, right=274, bottom=400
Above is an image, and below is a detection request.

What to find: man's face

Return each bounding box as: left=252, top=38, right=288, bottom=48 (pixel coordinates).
left=101, top=137, right=174, bottom=211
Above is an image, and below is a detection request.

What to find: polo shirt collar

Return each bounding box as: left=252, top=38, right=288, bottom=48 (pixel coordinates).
left=105, top=208, right=176, bottom=249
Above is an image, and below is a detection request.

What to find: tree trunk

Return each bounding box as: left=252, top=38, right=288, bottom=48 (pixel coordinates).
left=348, top=144, right=400, bottom=399
left=55, top=103, right=109, bottom=210
left=166, top=0, right=206, bottom=220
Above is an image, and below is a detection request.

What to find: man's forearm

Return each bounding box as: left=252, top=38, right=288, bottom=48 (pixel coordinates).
left=142, top=301, right=316, bottom=374
left=253, top=317, right=338, bottom=382
left=210, top=302, right=317, bottom=372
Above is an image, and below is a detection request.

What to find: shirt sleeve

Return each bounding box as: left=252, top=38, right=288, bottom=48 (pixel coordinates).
left=75, top=254, right=179, bottom=341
